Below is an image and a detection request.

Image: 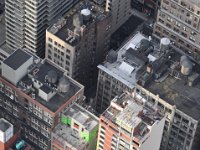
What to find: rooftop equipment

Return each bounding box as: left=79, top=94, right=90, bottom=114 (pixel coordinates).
left=160, top=37, right=170, bottom=50
left=47, top=70, right=58, bottom=84
left=58, top=76, right=70, bottom=93
left=180, top=55, right=193, bottom=75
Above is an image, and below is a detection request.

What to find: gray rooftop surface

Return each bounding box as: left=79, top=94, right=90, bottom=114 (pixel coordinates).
left=0, top=119, right=11, bottom=132
left=143, top=51, right=200, bottom=120
left=20, top=61, right=81, bottom=112
left=3, top=49, right=32, bottom=70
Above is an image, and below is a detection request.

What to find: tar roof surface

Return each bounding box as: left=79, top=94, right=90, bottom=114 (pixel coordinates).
left=144, top=51, right=200, bottom=120
left=21, top=61, right=81, bottom=112
left=3, top=49, right=32, bottom=70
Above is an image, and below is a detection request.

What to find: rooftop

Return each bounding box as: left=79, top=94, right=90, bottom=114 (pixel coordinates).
left=98, top=33, right=161, bottom=89
left=102, top=92, right=164, bottom=141
left=137, top=49, right=200, bottom=120
left=1, top=49, right=83, bottom=113
left=0, top=118, right=11, bottom=132
left=63, top=103, right=98, bottom=132
left=19, top=60, right=82, bottom=112
left=3, top=49, right=32, bottom=70
left=48, top=1, right=107, bottom=46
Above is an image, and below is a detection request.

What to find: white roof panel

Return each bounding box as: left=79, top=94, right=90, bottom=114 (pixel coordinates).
left=119, top=61, right=135, bottom=75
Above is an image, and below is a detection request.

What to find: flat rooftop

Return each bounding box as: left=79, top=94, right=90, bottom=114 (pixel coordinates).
left=63, top=103, right=98, bottom=132
left=102, top=92, right=164, bottom=141
left=98, top=33, right=161, bottom=89
left=3, top=49, right=32, bottom=70
left=48, top=1, right=107, bottom=46
left=19, top=61, right=82, bottom=112
left=0, top=118, right=11, bottom=132
left=139, top=49, right=200, bottom=120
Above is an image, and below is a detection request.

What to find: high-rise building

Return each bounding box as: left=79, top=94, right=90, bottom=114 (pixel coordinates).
left=45, top=1, right=111, bottom=88
left=97, top=92, right=165, bottom=150
left=5, top=0, right=79, bottom=57
left=95, top=33, right=161, bottom=113
left=0, top=49, right=84, bottom=149
left=105, top=0, right=131, bottom=33
left=153, top=0, right=200, bottom=61
left=51, top=103, right=99, bottom=150
left=136, top=44, right=200, bottom=150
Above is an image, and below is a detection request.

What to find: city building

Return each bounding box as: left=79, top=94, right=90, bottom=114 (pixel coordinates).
left=97, top=92, right=165, bottom=150
left=95, top=33, right=163, bottom=113
left=0, top=49, right=84, bottom=149
left=5, top=0, right=79, bottom=57
left=51, top=103, right=99, bottom=150
left=45, top=1, right=111, bottom=88
left=105, top=0, right=131, bottom=33
left=136, top=42, right=200, bottom=150
left=153, top=0, right=200, bottom=61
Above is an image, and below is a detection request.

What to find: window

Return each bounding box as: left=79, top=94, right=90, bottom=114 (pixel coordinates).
left=48, top=38, right=52, bottom=43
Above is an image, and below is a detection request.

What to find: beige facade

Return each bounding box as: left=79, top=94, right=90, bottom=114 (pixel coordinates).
left=153, top=0, right=200, bottom=61
left=105, top=0, right=131, bottom=33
